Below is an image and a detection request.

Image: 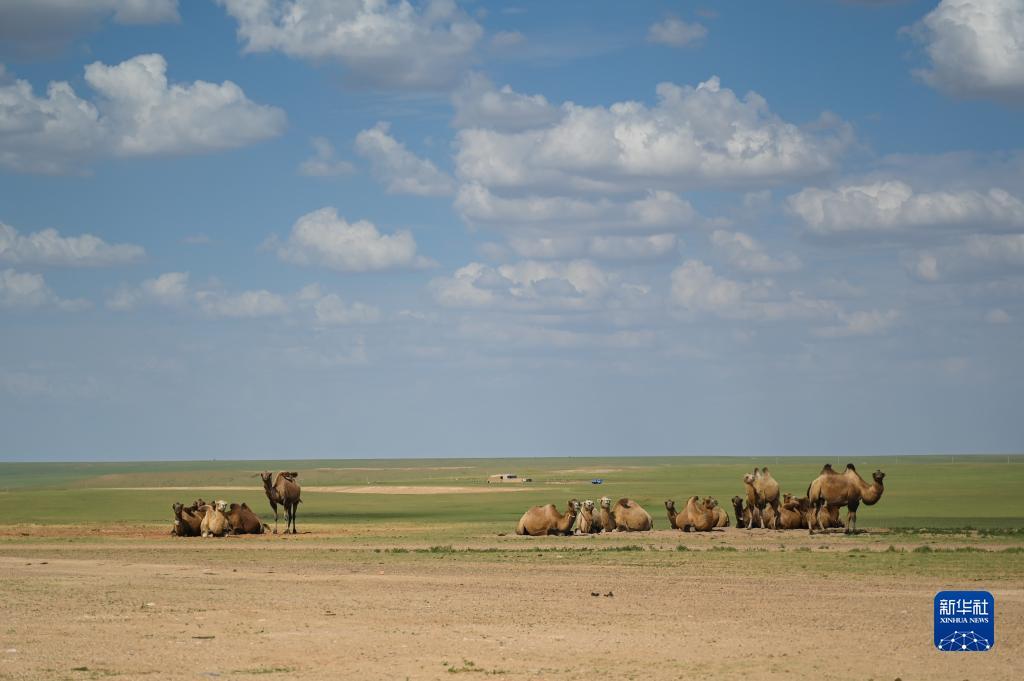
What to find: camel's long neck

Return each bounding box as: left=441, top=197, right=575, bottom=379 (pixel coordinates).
left=558, top=509, right=577, bottom=532
left=666, top=506, right=678, bottom=528
left=861, top=481, right=884, bottom=505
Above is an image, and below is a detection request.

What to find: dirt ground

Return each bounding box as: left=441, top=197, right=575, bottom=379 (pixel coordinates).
left=0, top=527, right=1019, bottom=680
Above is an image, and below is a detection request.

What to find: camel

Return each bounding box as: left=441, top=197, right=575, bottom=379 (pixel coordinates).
left=778, top=494, right=811, bottom=530
left=806, top=464, right=885, bottom=534
left=820, top=504, right=845, bottom=529
left=708, top=497, right=730, bottom=527
left=611, top=498, right=653, bottom=532
left=515, top=499, right=580, bottom=536
left=676, top=496, right=715, bottom=532
left=261, top=471, right=302, bottom=534
left=664, top=499, right=681, bottom=529
left=598, top=496, right=616, bottom=532
left=171, top=502, right=202, bottom=537
left=742, top=467, right=781, bottom=529
left=226, top=502, right=267, bottom=534
left=731, top=496, right=748, bottom=529
left=576, top=499, right=599, bottom=534
left=199, top=500, right=231, bottom=537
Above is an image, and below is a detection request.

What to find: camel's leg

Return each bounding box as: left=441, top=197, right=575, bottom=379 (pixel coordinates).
left=770, top=501, right=781, bottom=529
left=270, top=501, right=279, bottom=534
left=290, top=502, right=298, bottom=534
left=846, top=500, right=859, bottom=534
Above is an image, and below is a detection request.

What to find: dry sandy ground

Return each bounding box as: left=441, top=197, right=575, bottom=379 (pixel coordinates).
left=0, top=530, right=1019, bottom=680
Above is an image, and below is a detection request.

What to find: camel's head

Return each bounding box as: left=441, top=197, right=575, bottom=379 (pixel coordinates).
left=731, top=495, right=743, bottom=509
left=582, top=499, right=595, bottom=512
left=192, top=498, right=206, bottom=509
left=701, top=497, right=716, bottom=511
left=260, top=471, right=273, bottom=486
left=743, top=473, right=756, bottom=486
left=782, top=493, right=794, bottom=504
left=687, top=495, right=699, bottom=506
left=568, top=499, right=581, bottom=513
left=707, top=496, right=720, bottom=508
left=172, top=502, right=184, bottom=517
left=664, top=499, right=676, bottom=512
left=214, top=500, right=229, bottom=513
left=599, top=496, right=611, bottom=510
left=872, top=470, right=886, bottom=484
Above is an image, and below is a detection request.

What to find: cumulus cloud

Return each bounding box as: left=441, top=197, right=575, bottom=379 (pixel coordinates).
left=217, top=0, right=483, bottom=90
left=452, top=73, right=560, bottom=132
left=909, top=0, right=1024, bottom=103
left=298, top=137, right=355, bottom=177
left=0, top=54, right=286, bottom=174
left=431, top=259, right=643, bottom=311
left=355, top=122, right=455, bottom=196
left=108, top=271, right=190, bottom=310
left=313, top=294, right=381, bottom=325
left=454, top=76, right=850, bottom=193
left=0, top=221, right=144, bottom=266
left=275, top=207, right=429, bottom=272
left=195, top=289, right=289, bottom=318
left=0, top=268, right=87, bottom=310
left=0, top=1, right=178, bottom=57
left=787, top=181, right=1024, bottom=234
left=813, top=309, right=899, bottom=338
left=964, top=232, right=1024, bottom=265
left=647, top=17, right=707, bottom=47
left=709, top=229, right=801, bottom=273
left=670, top=259, right=835, bottom=321
left=493, top=234, right=678, bottom=261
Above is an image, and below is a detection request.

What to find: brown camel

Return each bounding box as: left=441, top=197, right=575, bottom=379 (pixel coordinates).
left=515, top=499, right=580, bottom=536
left=676, top=496, right=715, bottom=532
left=171, top=502, right=202, bottom=537
left=576, top=499, right=599, bottom=534
left=597, top=496, right=616, bottom=531
left=778, top=493, right=810, bottom=530
left=664, top=499, right=681, bottom=529
left=806, top=464, right=885, bottom=534
left=226, top=502, right=266, bottom=534
left=742, top=467, right=781, bottom=529
left=261, top=471, right=301, bottom=534
left=708, top=497, right=730, bottom=527
left=731, top=496, right=748, bottom=529
left=820, top=504, right=845, bottom=529
left=611, top=498, right=653, bottom=532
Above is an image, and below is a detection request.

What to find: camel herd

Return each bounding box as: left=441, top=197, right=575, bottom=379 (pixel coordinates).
left=515, top=463, right=886, bottom=536
left=170, top=471, right=302, bottom=537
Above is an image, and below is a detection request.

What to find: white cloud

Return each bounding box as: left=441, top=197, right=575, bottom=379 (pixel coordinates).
left=0, top=267, right=87, bottom=310
left=670, top=259, right=835, bottom=321
left=964, top=233, right=1024, bottom=265
left=276, top=207, right=427, bottom=272
left=787, top=181, right=1024, bottom=234
left=813, top=309, right=899, bottom=339
left=986, top=308, right=1011, bottom=323
left=909, top=234, right=1024, bottom=281
left=647, top=17, right=707, bottom=47
left=0, top=221, right=144, bottom=266
left=314, top=294, right=381, bottom=325
left=217, top=0, right=483, bottom=90
left=0, top=54, right=286, bottom=174
left=0, top=1, right=178, bottom=57
left=909, top=0, right=1024, bottom=103
left=196, top=289, right=289, bottom=318
left=298, top=137, right=355, bottom=177
left=709, top=229, right=801, bottom=273
left=108, top=271, right=190, bottom=310
left=431, top=259, right=639, bottom=311
left=355, top=122, right=454, bottom=196
left=911, top=252, right=941, bottom=281
left=499, top=234, right=678, bottom=260
left=452, top=73, right=560, bottom=132
left=455, top=77, right=850, bottom=193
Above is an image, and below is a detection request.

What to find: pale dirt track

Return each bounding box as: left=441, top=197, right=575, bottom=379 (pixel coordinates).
left=0, top=528, right=1020, bottom=680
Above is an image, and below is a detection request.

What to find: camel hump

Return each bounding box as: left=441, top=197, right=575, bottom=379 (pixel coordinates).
left=616, top=498, right=631, bottom=508
left=761, top=466, right=770, bottom=475
left=820, top=463, right=835, bottom=474
left=241, top=502, right=250, bottom=510
left=845, top=463, right=856, bottom=471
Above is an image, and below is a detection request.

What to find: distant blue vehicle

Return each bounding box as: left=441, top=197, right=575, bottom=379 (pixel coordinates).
left=591, top=479, right=604, bottom=485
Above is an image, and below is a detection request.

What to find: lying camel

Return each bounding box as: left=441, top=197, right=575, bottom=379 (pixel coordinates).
left=226, top=503, right=267, bottom=534
left=171, top=502, right=202, bottom=537
left=598, top=497, right=616, bottom=532
left=576, top=499, right=599, bottom=534
left=516, top=499, right=580, bottom=536
left=742, top=467, right=781, bottom=529
left=806, top=464, right=885, bottom=534
left=611, top=498, right=653, bottom=532
left=199, top=500, right=231, bottom=537
left=708, top=497, right=730, bottom=527
left=664, top=499, right=681, bottom=529
left=778, top=494, right=810, bottom=530
left=731, top=496, right=748, bottom=529
left=677, top=496, right=715, bottom=532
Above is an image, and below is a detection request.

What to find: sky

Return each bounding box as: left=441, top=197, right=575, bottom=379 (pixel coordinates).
left=1, top=0, right=1023, bottom=460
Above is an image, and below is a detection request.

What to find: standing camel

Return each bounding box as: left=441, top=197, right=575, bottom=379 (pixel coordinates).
left=742, top=467, right=781, bottom=529
left=806, top=464, right=885, bottom=535
left=261, top=471, right=302, bottom=534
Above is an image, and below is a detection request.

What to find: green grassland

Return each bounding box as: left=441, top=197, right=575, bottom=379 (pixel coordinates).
left=0, top=455, right=1021, bottom=531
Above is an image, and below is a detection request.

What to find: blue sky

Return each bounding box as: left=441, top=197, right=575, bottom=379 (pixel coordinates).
left=1, top=0, right=1023, bottom=460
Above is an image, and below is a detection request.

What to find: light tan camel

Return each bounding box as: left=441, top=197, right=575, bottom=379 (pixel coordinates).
left=806, top=464, right=885, bottom=534
left=708, top=497, right=730, bottom=527
left=598, top=496, right=616, bottom=532
left=778, top=493, right=810, bottom=530
left=611, top=498, right=653, bottom=532
left=261, top=471, right=301, bottom=534
left=742, top=467, right=781, bottom=529
left=677, top=496, right=715, bottom=532
left=199, top=500, right=230, bottom=537
left=576, top=499, right=599, bottom=534
left=516, top=499, right=580, bottom=536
